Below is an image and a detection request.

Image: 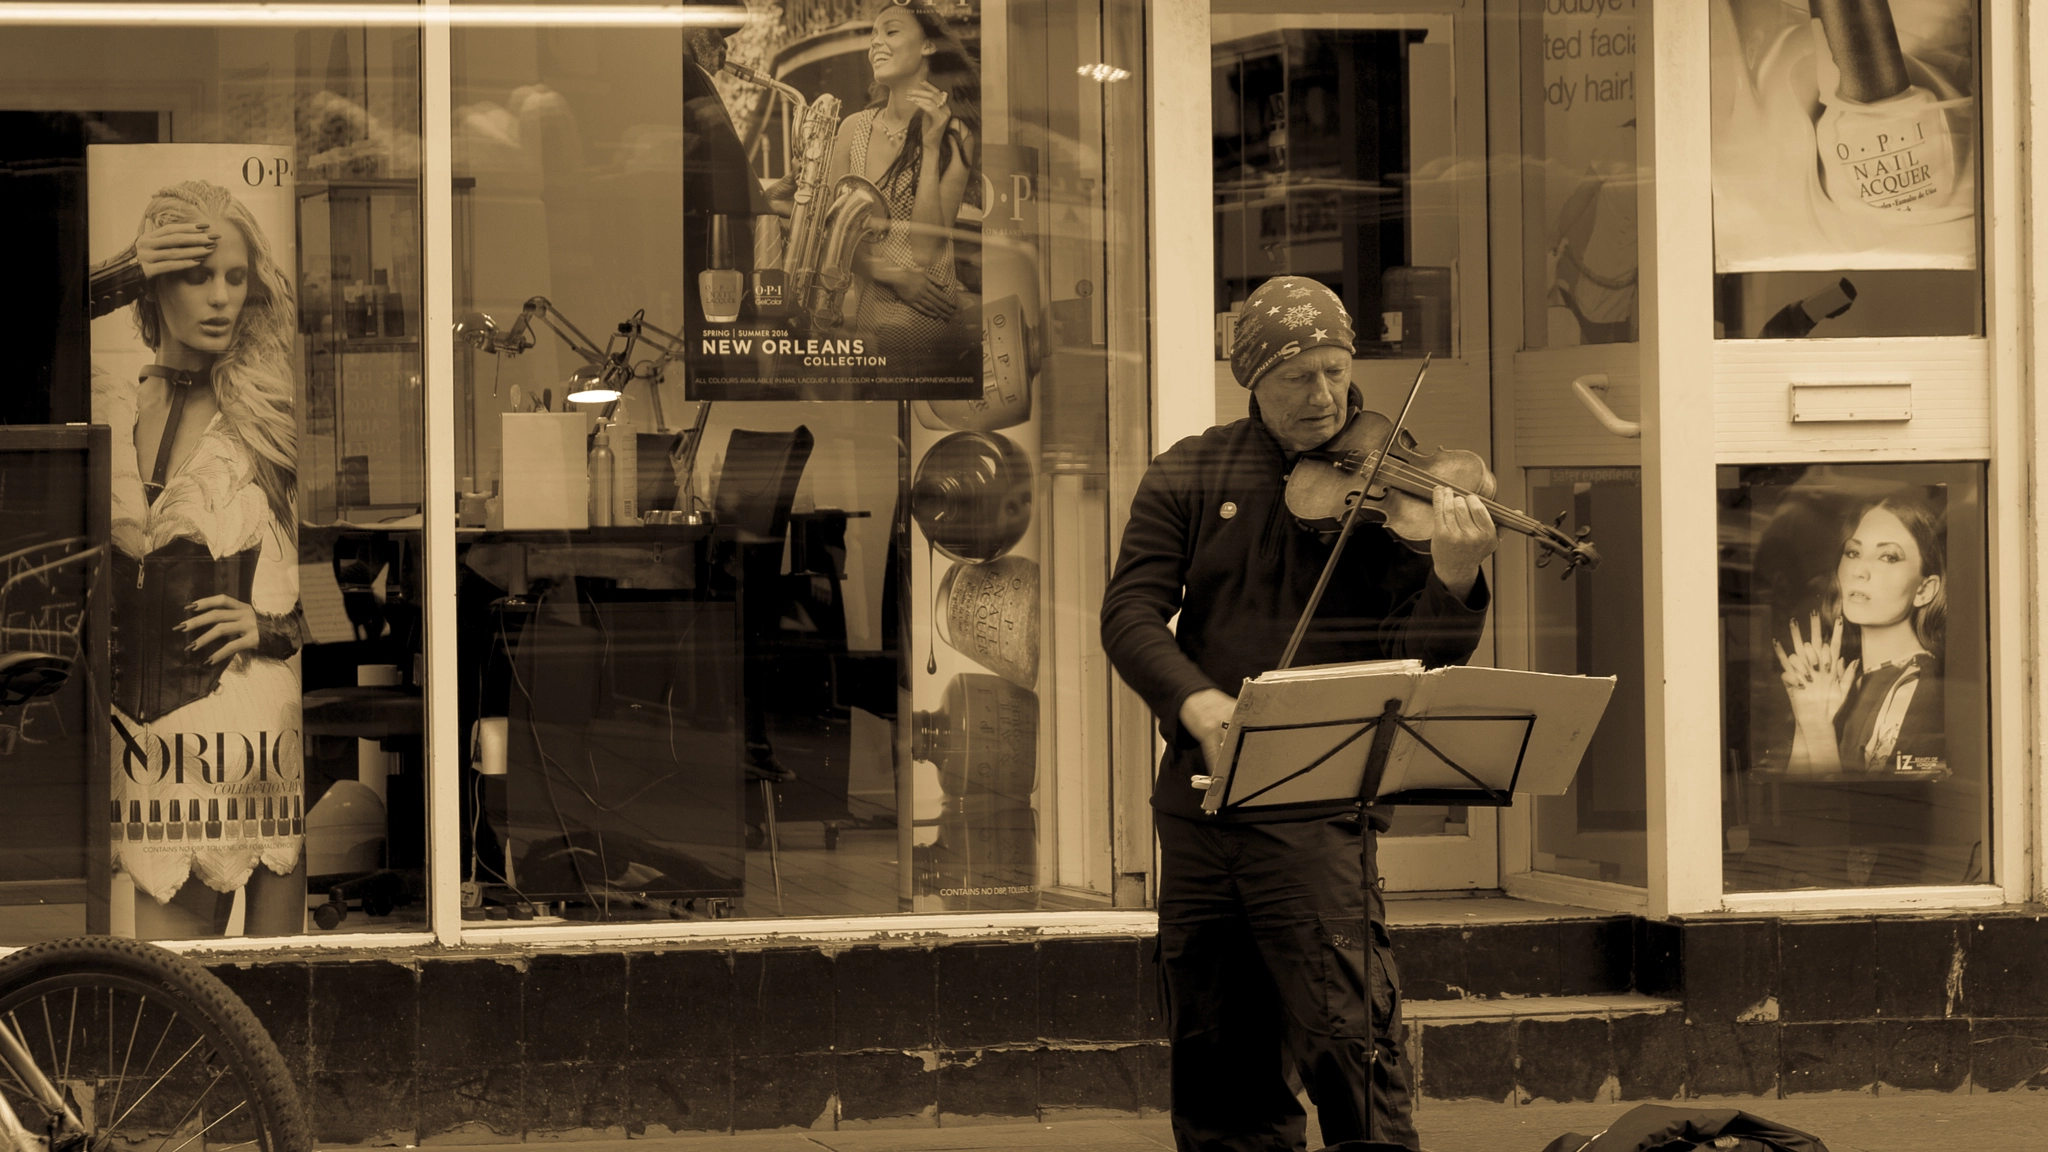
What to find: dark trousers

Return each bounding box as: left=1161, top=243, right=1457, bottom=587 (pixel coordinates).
left=1156, top=811, right=1416, bottom=1152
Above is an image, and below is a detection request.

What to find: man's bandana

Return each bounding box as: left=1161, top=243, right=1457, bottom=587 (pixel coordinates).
left=1229, top=275, right=1356, bottom=388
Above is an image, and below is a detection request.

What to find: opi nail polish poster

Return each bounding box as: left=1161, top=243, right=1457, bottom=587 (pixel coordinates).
left=87, top=144, right=307, bottom=926
left=680, top=1, right=984, bottom=401
left=1711, top=0, right=1978, bottom=272
left=1715, top=463, right=1988, bottom=892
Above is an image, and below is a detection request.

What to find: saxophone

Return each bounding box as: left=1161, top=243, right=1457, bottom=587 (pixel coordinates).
left=723, top=61, right=892, bottom=330
left=782, top=90, right=844, bottom=313
left=809, top=175, right=890, bottom=329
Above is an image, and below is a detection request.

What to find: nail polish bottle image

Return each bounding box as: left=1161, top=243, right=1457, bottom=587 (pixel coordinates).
left=292, top=795, right=304, bottom=836
left=225, top=798, right=241, bottom=838
left=146, top=800, right=164, bottom=841
left=244, top=798, right=258, bottom=839
left=207, top=798, right=223, bottom=839
left=1812, top=0, right=1958, bottom=215
left=127, top=800, right=143, bottom=841
left=167, top=799, right=184, bottom=840
left=699, top=215, right=745, bottom=324
left=261, top=796, right=276, bottom=838
left=111, top=800, right=124, bottom=841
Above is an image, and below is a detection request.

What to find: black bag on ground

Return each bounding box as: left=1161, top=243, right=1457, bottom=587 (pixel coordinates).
left=1538, top=1104, right=1830, bottom=1152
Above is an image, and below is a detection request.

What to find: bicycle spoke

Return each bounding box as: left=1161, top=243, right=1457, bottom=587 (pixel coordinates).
left=39, top=996, right=57, bottom=1085
left=99, top=992, right=149, bottom=1151
left=5, top=1010, right=30, bottom=1100
left=105, top=1034, right=206, bottom=1135
left=0, top=1020, right=37, bottom=1104
left=161, top=1090, right=251, bottom=1147
left=162, top=1097, right=250, bottom=1152
left=147, top=1064, right=228, bottom=1152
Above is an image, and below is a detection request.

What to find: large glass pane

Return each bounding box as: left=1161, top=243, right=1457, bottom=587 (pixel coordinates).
left=1710, top=0, right=1982, bottom=338
left=1520, top=0, right=1640, bottom=348
left=1527, top=468, right=1646, bottom=887
left=0, top=22, right=430, bottom=942
left=1717, top=463, right=1990, bottom=891
left=1212, top=13, right=1459, bottom=360
left=453, top=0, right=1146, bottom=922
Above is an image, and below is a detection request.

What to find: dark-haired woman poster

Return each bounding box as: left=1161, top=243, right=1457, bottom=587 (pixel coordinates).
left=1775, top=495, right=1947, bottom=775
left=828, top=0, right=981, bottom=350
left=90, top=174, right=306, bottom=938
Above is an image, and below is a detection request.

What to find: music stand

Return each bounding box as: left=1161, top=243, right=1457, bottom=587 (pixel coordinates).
left=1196, top=666, right=1611, bottom=1147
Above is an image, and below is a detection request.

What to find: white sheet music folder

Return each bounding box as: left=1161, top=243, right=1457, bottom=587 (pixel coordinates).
left=1199, top=661, right=1616, bottom=814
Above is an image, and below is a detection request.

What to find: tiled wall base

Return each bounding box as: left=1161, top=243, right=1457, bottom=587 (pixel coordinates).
left=204, top=910, right=2048, bottom=1143
left=207, top=939, right=1170, bottom=1144
left=1409, top=911, right=2048, bottom=1104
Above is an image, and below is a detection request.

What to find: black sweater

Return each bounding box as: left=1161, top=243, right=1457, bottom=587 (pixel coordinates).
left=1100, top=397, right=1492, bottom=821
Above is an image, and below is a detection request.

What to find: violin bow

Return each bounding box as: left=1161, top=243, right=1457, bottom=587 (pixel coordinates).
left=1276, top=353, right=1433, bottom=672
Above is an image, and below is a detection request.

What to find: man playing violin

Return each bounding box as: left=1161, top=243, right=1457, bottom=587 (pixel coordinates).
left=1101, top=275, right=1495, bottom=1152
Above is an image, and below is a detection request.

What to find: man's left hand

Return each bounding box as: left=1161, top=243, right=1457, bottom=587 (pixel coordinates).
left=1430, top=486, right=1495, bottom=601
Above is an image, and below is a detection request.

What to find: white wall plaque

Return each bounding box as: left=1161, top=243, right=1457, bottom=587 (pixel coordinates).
left=1788, top=381, right=1913, bottom=424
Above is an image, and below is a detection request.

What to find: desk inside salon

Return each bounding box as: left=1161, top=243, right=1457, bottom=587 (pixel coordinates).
left=457, top=511, right=873, bottom=920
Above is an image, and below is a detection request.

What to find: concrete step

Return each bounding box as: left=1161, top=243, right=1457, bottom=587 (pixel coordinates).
left=1399, top=992, right=1682, bottom=1106
left=1387, top=897, right=1639, bottom=1003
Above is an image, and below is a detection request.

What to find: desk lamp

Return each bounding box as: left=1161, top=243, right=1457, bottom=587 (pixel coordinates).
left=453, top=299, right=715, bottom=515
left=453, top=299, right=712, bottom=434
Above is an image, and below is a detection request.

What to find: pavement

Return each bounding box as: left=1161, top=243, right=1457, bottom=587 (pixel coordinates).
left=440, top=1091, right=2048, bottom=1152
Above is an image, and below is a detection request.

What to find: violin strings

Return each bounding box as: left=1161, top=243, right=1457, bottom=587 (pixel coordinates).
left=1359, top=455, right=1553, bottom=537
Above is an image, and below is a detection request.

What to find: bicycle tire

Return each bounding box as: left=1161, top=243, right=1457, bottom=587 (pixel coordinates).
left=0, top=936, right=311, bottom=1152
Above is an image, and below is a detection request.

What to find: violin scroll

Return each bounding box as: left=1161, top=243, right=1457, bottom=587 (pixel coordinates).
left=1532, top=511, right=1601, bottom=577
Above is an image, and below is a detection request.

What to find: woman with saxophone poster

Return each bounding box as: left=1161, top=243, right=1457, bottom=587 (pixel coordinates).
left=88, top=145, right=307, bottom=938
left=687, top=0, right=983, bottom=401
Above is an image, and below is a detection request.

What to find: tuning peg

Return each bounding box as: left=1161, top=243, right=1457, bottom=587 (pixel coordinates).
left=1577, top=525, right=1593, bottom=540
left=1534, top=550, right=1552, bottom=569
left=1553, top=511, right=1568, bottom=528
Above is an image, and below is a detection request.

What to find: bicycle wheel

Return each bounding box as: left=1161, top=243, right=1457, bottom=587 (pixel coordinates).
left=0, top=936, right=310, bottom=1152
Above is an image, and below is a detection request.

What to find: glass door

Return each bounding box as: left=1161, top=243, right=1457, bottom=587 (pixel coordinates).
left=1489, top=0, right=1649, bottom=905
left=1211, top=1, right=1495, bottom=891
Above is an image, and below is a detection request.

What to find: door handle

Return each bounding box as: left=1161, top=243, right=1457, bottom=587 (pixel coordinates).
left=1570, top=374, right=1640, bottom=438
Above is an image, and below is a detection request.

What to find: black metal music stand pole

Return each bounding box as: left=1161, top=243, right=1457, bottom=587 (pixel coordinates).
left=1358, top=697, right=1403, bottom=1149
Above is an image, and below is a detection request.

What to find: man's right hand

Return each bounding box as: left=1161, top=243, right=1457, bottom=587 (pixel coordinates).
left=1179, top=688, right=1238, bottom=777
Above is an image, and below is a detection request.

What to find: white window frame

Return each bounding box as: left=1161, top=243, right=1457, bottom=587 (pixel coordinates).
left=1639, top=0, right=2031, bottom=917
left=0, top=0, right=1172, bottom=955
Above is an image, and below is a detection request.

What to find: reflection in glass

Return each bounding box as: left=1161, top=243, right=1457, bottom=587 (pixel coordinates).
left=1212, top=17, right=1458, bottom=360
left=1718, top=463, right=1989, bottom=891
left=453, top=0, right=1142, bottom=921
left=1520, top=0, right=1640, bottom=349
left=1527, top=469, right=1645, bottom=887
left=0, top=24, right=428, bottom=942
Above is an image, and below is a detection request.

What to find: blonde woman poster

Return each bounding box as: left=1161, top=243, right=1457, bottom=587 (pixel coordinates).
left=87, top=144, right=307, bottom=938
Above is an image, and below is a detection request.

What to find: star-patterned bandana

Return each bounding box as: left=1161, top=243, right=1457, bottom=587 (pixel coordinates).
left=1229, top=275, right=1356, bottom=388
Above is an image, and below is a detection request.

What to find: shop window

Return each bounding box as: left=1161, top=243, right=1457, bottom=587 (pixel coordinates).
left=451, top=0, right=1147, bottom=921
left=1521, top=0, right=1640, bottom=349
left=0, top=25, right=429, bottom=943
left=1526, top=468, right=1646, bottom=888
left=1212, top=15, right=1460, bottom=360
left=1709, top=0, right=1982, bottom=339
left=1717, top=463, right=1990, bottom=891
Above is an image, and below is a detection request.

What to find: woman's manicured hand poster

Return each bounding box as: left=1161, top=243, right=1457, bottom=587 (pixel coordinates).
left=1716, top=462, right=1988, bottom=890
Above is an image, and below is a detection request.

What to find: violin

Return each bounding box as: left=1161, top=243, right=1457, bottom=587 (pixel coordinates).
left=1286, top=408, right=1601, bottom=575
